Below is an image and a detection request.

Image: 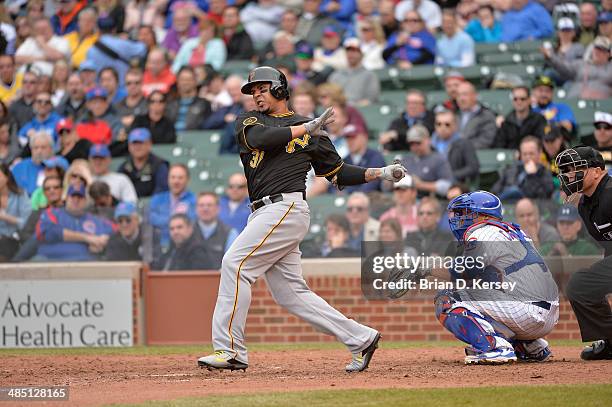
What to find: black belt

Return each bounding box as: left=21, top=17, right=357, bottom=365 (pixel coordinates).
left=250, top=193, right=284, bottom=212
left=532, top=301, right=551, bottom=310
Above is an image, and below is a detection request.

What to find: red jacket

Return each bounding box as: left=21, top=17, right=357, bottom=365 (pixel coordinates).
left=75, top=120, right=112, bottom=145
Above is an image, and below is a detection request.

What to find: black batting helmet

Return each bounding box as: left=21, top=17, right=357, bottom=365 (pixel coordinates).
left=241, top=66, right=290, bottom=100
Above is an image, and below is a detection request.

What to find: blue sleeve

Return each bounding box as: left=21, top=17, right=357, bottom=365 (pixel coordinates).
left=50, top=15, right=61, bottom=35
left=557, top=104, right=577, bottom=126
left=37, top=209, right=64, bottom=243
left=153, top=163, right=169, bottom=194
left=148, top=194, right=167, bottom=228
left=531, top=4, right=553, bottom=39
left=320, top=0, right=357, bottom=22
left=465, top=20, right=482, bottom=42
left=18, top=124, right=30, bottom=145
left=202, top=106, right=230, bottom=129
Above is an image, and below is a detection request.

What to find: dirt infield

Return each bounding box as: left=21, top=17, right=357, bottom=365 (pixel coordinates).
left=2, top=346, right=611, bottom=406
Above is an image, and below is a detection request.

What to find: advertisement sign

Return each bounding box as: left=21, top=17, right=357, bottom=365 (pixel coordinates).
left=1, top=280, right=133, bottom=348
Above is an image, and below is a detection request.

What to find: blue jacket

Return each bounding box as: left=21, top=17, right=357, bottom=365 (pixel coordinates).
left=36, top=207, right=115, bottom=260
left=85, top=36, right=147, bottom=87
left=384, top=30, right=436, bottom=65
left=18, top=112, right=63, bottom=148
left=320, top=0, right=357, bottom=26
left=11, top=159, right=44, bottom=196
left=218, top=195, right=250, bottom=233
left=465, top=19, right=502, bottom=43
left=149, top=189, right=197, bottom=248
left=500, top=2, right=553, bottom=42
left=532, top=102, right=577, bottom=129
left=342, top=148, right=386, bottom=193
left=0, top=191, right=31, bottom=236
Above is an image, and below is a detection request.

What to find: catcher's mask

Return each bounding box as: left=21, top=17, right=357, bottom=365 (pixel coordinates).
left=241, top=66, right=290, bottom=100
left=555, top=146, right=606, bottom=196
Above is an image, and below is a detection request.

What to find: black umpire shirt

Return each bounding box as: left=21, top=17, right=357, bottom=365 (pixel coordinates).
left=235, top=110, right=343, bottom=202
left=578, top=174, right=612, bottom=257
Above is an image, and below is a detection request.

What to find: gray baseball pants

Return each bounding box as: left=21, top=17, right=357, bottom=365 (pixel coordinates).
left=211, top=192, right=378, bottom=364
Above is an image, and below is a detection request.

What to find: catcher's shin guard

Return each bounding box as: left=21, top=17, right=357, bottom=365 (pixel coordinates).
left=434, top=291, right=512, bottom=352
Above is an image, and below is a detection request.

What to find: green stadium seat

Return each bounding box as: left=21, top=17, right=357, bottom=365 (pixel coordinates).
left=478, top=90, right=513, bottom=115
left=307, top=195, right=347, bottom=224
left=178, top=130, right=224, bottom=159
left=220, top=60, right=255, bottom=76
left=356, top=104, right=397, bottom=136
left=477, top=149, right=516, bottom=174
left=151, top=143, right=193, bottom=163
left=493, top=64, right=541, bottom=83
left=376, top=65, right=441, bottom=91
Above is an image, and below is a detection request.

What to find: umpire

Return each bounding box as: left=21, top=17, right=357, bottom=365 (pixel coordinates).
left=556, top=146, right=612, bottom=360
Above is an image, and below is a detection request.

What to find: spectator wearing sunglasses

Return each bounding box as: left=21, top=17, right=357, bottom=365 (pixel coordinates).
left=431, top=109, right=479, bottom=185
left=218, top=173, right=250, bottom=233
left=591, top=111, right=612, bottom=173
left=17, top=91, right=63, bottom=149
left=104, top=201, right=142, bottom=261
left=495, top=86, right=547, bottom=149
left=404, top=197, right=451, bottom=256
left=345, top=192, right=380, bottom=251
left=130, top=90, right=176, bottom=144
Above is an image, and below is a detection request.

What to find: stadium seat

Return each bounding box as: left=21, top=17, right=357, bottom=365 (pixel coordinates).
left=178, top=130, right=224, bottom=159
left=152, top=143, right=193, bottom=164
left=357, top=104, right=398, bottom=136
left=376, top=65, right=441, bottom=91
left=220, top=59, right=255, bottom=76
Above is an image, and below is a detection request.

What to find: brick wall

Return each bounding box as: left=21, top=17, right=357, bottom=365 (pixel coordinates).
left=245, top=274, right=582, bottom=343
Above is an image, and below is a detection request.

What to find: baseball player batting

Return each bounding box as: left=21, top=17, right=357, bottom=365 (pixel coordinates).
left=432, top=191, right=559, bottom=364
left=198, top=66, right=406, bottom=372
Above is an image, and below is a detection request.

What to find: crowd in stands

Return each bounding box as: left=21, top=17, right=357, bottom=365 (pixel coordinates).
left=0, top=0, right=609, bottom=267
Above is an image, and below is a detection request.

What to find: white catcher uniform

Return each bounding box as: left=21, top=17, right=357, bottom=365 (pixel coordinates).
left=435, top=220, right=560, bottom=358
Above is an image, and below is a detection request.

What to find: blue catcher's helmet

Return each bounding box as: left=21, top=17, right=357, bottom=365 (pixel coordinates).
left=447, top=191, right=503, bottom=241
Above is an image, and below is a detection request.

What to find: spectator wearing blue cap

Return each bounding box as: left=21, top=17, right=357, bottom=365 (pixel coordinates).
left=149, top=163, right=197, bottom=251
left=541, top=205, right=602, bottom=256
left=0, top=163, right=31, bottom=261
left=500, top=0, right=553, bottom=42
left=11, top=130, right=54, bottom=196
left=76, top=87, right=123, bottom=145
left=292, top=41, right=333, bottom=87
left=130, top=91, right=177, bottom=144
left=104, top=201, right=142, bottom=261
left=35, top=183, right=115, bottom=261
left=17, top=91, right=63, bottom=150
left=29, top=155, right=69, bottom=211
left=119, top=128, right=169, bottom=198
left=89, top=144, right=137, bottom=204
left=78, top=60, right=98, bottom=90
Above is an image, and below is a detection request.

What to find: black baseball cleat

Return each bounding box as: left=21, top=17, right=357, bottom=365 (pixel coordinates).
left=345, top=332, right=381, bottom=373
left=580, top=340, right=612, bottom=361
left=198, top=351, right=248, bottom=371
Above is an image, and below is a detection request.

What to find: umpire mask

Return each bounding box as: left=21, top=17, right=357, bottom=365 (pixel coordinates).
left=556, top=148, right=588, bottom=196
